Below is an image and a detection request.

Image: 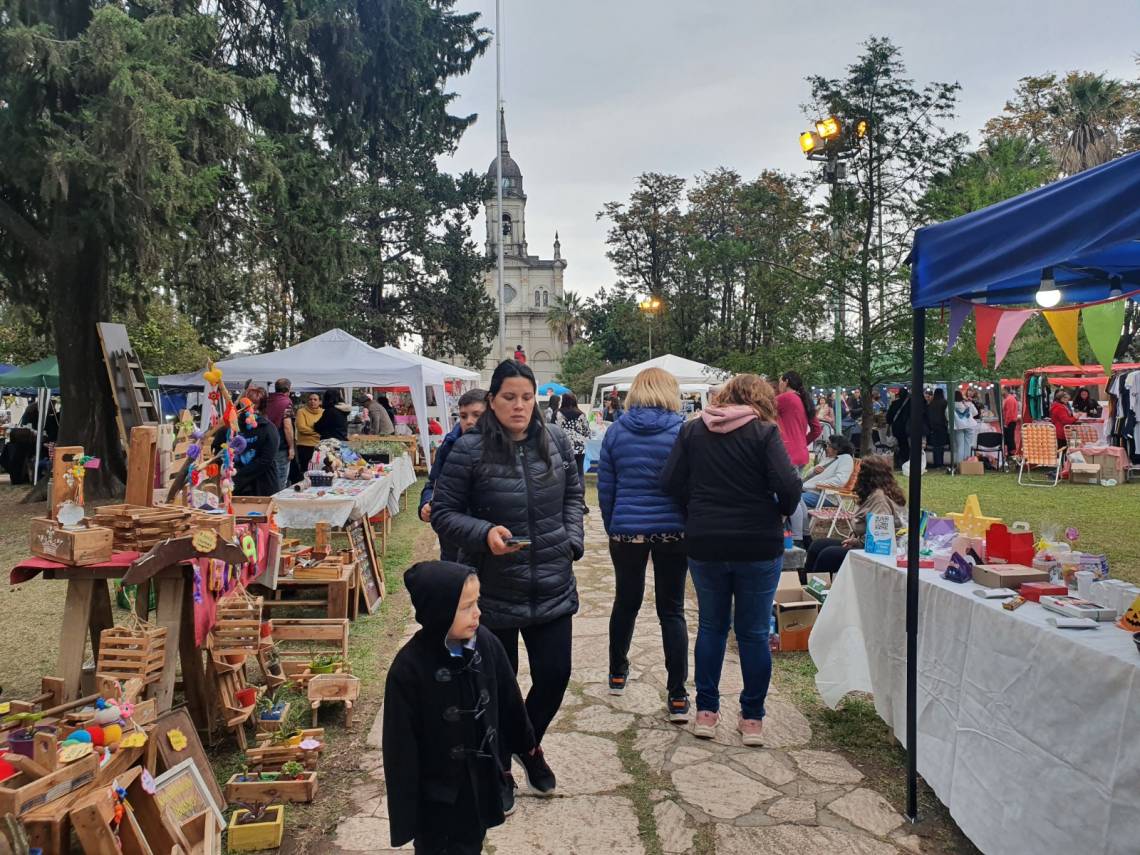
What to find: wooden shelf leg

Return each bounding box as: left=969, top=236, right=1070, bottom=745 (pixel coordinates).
left=89, top=580, right=114, bottom=665
left=179, top=586, right=211, bottom=729
left=148, top=577, right=187, bottom=712
left=57, top=579, right=97, bottom=701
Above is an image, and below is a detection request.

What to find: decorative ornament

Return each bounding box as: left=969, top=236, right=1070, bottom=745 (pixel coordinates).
left=120, top=731, right=147, bottom=749
left=945, top=494, right=1001, bottom=538
left=186, top=444, right=201, bottom=461
left=59, top=742, right=93, bottom=763
left=193, top=565, right=204, bottom=604
left=192, top=529, right=218, bottom=553
left=167, top=729, right=188, bottom=751
left=118, top=701, right=135, bottom=720
left=241, top=533, right=258, bottom=561
left=141, top=769, right=157, bottom=795
left=229, top=435, right=247, bottom=456
left=57, top=500, right=85, bottom=529
left=206, top=463, right=220, bottom=478
left=203, top=367, right=224, bottom=386
left=1065, top=527, right=1080, bottom=544
left=299, top=738, right=321, bottom=751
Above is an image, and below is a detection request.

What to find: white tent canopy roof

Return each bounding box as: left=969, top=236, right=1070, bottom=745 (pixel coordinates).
left=590, top=354, right=730, bottom=405
left=374, top=346, right=480, bottom=384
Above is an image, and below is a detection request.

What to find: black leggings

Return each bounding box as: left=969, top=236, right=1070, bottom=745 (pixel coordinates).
left=799, top=537, right=850, bottom=584
left=575, top=454, right=586, bottom=508
left=491, top=613, right=573, bottom=758
left=608, top=539, right=689, bottom=699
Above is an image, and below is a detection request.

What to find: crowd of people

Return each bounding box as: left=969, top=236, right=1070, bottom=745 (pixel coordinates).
left=387, top=358, right=921, bottom=853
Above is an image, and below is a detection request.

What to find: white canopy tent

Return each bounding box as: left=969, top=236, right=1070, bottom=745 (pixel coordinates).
left=590, top=354, right=731, bottom=408
left=159, top=329, right=468, bottom=462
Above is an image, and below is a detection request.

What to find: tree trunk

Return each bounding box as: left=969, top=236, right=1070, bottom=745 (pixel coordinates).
left=51, top=238, right=126, bottom=497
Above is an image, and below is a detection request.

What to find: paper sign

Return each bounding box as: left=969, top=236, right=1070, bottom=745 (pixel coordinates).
left=864, top=513, right=895, bottom=556
left=167, top=729, right=188, bottom=751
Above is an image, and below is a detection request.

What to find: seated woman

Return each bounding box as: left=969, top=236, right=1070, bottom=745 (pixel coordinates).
left=1072, top=387, right=1102, bottom=419
left=799, top=455, right=906, bottom=583
left=801, top=434, right=855, bottom=508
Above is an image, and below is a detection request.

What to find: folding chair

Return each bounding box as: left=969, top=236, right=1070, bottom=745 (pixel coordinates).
left=972, top=431, right=1005, bottom=471
left=1064, top=423, right=1099, bottom=449
left=1018, top=423, right=1064, bottom=487
left=809, top=460, right=863, bottom=538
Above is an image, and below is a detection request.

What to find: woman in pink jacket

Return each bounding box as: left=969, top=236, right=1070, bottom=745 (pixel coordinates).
left=776, top=371, right=821, bottom=468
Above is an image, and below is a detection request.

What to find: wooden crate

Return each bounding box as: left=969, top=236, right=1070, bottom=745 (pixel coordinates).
left=211, top=588, right=263, bottom=655
left=91, top=504, right=193, bottom=551
left=227, top=805, right=284, bottom=852
left=0, top=752, right=99, bottom=817
left=224, top=772, right=318, bottom=804
left=29, top=518, right=114, bottom=566
left=245, top=728, right=325, bottom=771
left=96, top=618, right=168, bottom=685
left=291, top=559, right=346, bottom=582
left=182, top=509, right=236, bottom=541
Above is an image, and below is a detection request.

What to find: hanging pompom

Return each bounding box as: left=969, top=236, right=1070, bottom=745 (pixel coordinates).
left=206, top=463, right=220, bottom=478
left=229, top=435, right=247, bottom=455
left=244, top=414, right=257, bottom=430
left=186, top=444, right=201, bottom=461
left=190, top=428, right=203, bottom=441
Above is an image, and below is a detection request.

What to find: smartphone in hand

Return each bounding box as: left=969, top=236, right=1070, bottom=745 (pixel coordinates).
left=504, top=536, right=531, bottom=548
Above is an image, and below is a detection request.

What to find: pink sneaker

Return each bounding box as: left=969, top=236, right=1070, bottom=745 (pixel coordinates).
left=738, top=715, right=764, bottom=747
left=693, top=710, right=719, bottom=739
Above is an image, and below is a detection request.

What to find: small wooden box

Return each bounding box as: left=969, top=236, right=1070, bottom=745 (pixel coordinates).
left=0, top=752, right=99, bottom=817
left=29, top=518, right=113, bottom=566
left=227, top=805, right=285, bottom=852
left=224, top=771, right=318, bottom=804
left=96, top=622, right=168, bottom=684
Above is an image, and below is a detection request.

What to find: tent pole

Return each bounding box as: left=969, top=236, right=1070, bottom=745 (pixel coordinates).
left=906, top=308, right=925, bottom=822
left=32, top=387, right=48, bottom=486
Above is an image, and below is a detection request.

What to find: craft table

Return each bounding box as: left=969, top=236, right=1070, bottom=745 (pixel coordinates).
left=810, top=550, right=1140, bottom=855
left=271, top=455, right=416, bottom=529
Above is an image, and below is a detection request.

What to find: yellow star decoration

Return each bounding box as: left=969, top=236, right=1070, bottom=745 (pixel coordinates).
left=946, top=494, right=1001, bottom=539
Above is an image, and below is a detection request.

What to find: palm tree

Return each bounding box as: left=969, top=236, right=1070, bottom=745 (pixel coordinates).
left=546, top=291, right=585, bottom=348
left=1049, top=73, right=1129, bottom=174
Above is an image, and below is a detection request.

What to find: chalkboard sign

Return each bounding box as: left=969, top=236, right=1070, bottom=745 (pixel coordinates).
left=347, top=520, right=384, bottom=613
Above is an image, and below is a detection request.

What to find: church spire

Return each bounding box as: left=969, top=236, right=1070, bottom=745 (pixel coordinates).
left=499, top=107, right=510, bottom=159
left=553, top=231, right=561, bottom=260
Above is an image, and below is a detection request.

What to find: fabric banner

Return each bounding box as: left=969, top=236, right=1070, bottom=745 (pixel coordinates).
left=993, top=309, right=1036, bottom=369
left=1081, top=299, right=1127, bottom=375
left=974, top=305, right=1004, bottom=367
left=1043, top=309, right=1082, bottom=366
left=945, top=300, right=973, bottom=355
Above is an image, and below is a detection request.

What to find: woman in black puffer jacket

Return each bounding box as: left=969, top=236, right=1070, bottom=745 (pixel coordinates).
left=431, top=360, right=584, bottom=802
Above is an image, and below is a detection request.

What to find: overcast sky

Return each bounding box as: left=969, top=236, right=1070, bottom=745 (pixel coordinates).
left=439, top=0, right=1138, bottom=299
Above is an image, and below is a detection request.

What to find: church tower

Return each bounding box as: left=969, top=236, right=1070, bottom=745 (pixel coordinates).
left=480, top=109, right=568, bottom=386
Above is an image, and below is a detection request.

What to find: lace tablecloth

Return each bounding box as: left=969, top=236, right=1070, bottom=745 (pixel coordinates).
left=272, top=455, right=417, bottom=529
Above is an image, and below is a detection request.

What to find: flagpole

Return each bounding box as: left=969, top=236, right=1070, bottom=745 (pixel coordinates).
left=495, top=0, right=506, bottom=362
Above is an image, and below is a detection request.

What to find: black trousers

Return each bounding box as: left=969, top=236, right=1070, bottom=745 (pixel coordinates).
left=929, top=444, right=946, bottom=468
left=490, top=613, right=573, bottom=759
left=800, top=537, right=849, bottom=583
left=1004, top=423, right=1017, bottom=457
left=894, top=434, right=910, bottom=469
left=296, top=444, right=316, bottom=474
left=607, top=539, right=689, bottom=699
left=575, top=454, right=587, bottom=508
left=414, top=831, right=485, bottom=855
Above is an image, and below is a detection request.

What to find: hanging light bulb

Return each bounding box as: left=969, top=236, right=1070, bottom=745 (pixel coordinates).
left=1109, top=275, right=1123, bottom=299
left=1035, top=267, right=1061, bottom=308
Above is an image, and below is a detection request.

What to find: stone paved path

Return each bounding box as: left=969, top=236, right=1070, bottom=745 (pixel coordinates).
left=329, top=512, right=924, bottom=854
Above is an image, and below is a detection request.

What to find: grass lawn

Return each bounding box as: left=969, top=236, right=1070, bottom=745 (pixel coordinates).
left=900, top=470, right=1140, bottom=584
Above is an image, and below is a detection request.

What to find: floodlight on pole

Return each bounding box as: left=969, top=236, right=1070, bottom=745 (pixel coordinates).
left=816, top=116, right=841, bottom=139
left=639, top=296, right=662, bottom=358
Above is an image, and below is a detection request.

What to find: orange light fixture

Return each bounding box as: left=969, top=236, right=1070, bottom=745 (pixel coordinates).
left=816, top=116, right=841, bottom=139
left=799, top=131, right=817, bottom=154
left=855, top=118, right=869, bottom=138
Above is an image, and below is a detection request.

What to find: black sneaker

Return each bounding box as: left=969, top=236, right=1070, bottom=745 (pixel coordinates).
left=667, top=696, right=691, bottom=724
left=514, top=746, right=556, bottom=796
left=501, top=772, right=517, bottom=816
left=608, top=673, right=627, bottom=696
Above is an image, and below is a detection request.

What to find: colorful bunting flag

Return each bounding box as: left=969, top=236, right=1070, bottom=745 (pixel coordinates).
left=1081, top=298, right=1127, bottom=375
left=974, top=305, right=1003, bottom=368
left=1043, top=309, right=1082, bottom=366
left=993, top=309, right=1036, bottom=369
left=945, top=300, right=973, bottom=355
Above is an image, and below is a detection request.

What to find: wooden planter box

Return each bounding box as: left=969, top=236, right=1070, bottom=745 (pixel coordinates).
left=224, top=772, right=318, bottom=804
left=255, top=702, right=291, bottom=733
left=96, top=621, right=168, bottom=685
left=29, top=519, right=113, bottom=566
left=227, top=805, right=285, bottom=852
left=0, top=752, right=98, bottom=817
left=245, top=729, right=324, bottom=771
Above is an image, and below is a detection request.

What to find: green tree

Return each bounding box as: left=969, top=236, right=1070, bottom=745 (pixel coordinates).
left=581, top=288, right=650, bottom=365
left=804, top=36, right=967, bottom=451
left=115, top=299, right=213, bottom=376
left=1050, top=73, right=1134, bottom=173
left=556, top=343, right=612, bottom=401
left=920, top=137, right=1057, bottom=222
left=546, top=291, right=586, bottom=349
left=0, top=306, right=52, bottom=365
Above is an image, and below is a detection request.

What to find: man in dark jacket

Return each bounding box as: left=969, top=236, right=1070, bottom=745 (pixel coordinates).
left=419, top=389, right=487, bottom=561
left=383, top=561, right=534, bottom=853
left=215, top=402, right=281, bottom=497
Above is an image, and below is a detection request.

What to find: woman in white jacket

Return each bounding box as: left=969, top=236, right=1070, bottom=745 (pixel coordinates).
left=790, top=435, right=854, bottom=542
left=952, top=390, right=977, bottom=464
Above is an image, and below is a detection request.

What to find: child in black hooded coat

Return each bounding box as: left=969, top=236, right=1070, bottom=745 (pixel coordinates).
left=383, top=561, right=534, bottom=854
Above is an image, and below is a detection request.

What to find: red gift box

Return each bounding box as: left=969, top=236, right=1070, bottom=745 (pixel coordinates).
left=986, top=524, right=1036, bottom=566
left=1019, top=581, right=1068, bottom=602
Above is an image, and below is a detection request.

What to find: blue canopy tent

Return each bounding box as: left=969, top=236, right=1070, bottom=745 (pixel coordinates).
left=902, top=150, right=1140, bottom=820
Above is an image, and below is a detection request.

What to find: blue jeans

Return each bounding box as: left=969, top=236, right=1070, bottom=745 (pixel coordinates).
left=688, top=556, right=782, bottom=720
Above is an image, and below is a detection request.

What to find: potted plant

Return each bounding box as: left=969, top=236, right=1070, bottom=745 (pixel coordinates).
left=235, top=764, right=254, bottom=783
left=227, top=802, right=284, bottom=852
left=269, top=726, right=302, bottom=747
left=234, top=687, right=257, bottom=709
left=280, top=761, right=305, bottom=781
left=259, top=621, right=273, bottom=639
left=309, top=653, right=345, bottom=675
left=2, top=713, right=47, bottom=759
left=258, top=771, right=280, bottom=782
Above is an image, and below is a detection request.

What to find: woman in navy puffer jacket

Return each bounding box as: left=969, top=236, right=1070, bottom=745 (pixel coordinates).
left=598, top=368, right=690, bottom=722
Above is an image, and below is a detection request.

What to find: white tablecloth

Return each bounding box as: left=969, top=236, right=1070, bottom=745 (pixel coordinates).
left=272, top=455, right=417, bottom=529
left=810, top=550, right=1140, bottom=855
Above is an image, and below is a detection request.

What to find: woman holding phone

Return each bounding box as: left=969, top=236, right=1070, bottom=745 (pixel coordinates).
left=431, top=360, right=584, bottom=806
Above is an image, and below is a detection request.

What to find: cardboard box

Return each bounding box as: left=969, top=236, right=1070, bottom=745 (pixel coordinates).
left=1020, top=581, right=1068, bottom=602
left=1086, top=451, right=1125, bottom=483
left=29, top=519, right=114, bottom=566
left=985, top=524, right=1035, bottom=566
left=775, top=600, right=819, bottom=634
left=973, top=563, right=1050, bottom=589
left=774, top=571, right=805, bottom=605
left=1069, top=462, right=1101, bottom=484
left=778, top=626, right=812, bottom=652
left=958, top=460, right=985, bottom=476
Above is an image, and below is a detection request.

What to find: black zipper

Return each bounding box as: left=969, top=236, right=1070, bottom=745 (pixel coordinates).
left=518, top=443, right=539, bottom=620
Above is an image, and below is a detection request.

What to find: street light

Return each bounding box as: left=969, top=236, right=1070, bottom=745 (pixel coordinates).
left=639, top=296, right=663, bottom=359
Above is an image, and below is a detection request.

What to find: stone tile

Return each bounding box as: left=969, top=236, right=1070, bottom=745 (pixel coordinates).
left=825, top=788, right=905, bottom=837
left=654, top=799, right=695, bottom=854
left=486, top=795, right=645, bottom=854
left=575, top=704, right=635, bottom=734
left=790, top=750, right=865, bottom=785
left=717, top=823, right=899, bottom=855
left=759, top=698, right=813, bottom=748
left=531, top=731, right=630, bottom=795
left=671, top=760, right=779, bottom=819
left=728, top=750, right=797, bottom=786
left=893, top=834, right=926, bottom=853
left=584, top=681, right=664, bottom=715
left=634, top=727, right=680, bottom=773
left=333, top=816, right=411, bottom=851
left=668, top=744, right=713, bottom=768
left=572, top=616, right=611, bottom=637
left=767, top=796, right=817, bottom=824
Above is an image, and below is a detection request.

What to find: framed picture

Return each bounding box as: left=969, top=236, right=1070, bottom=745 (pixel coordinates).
left=153, top=757, right=226, bottom=831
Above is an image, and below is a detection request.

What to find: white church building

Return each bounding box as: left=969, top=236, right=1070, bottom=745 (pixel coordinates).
left=464, top=112, right=568, bottom=387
